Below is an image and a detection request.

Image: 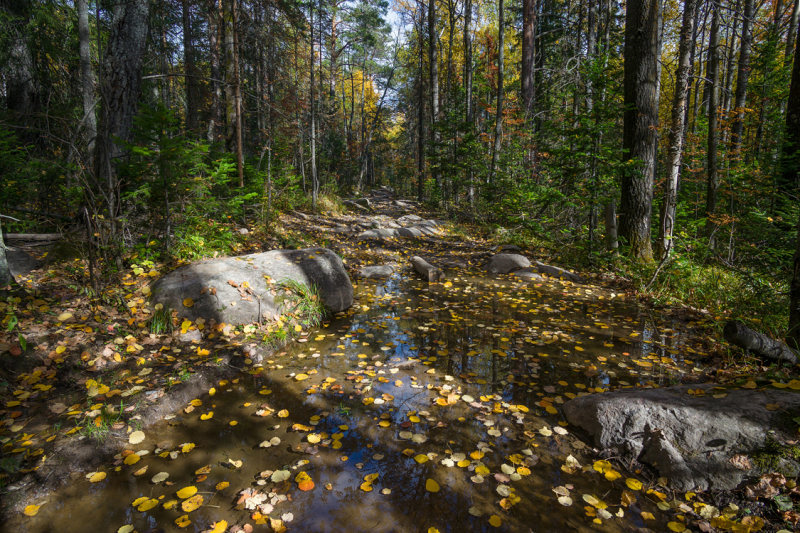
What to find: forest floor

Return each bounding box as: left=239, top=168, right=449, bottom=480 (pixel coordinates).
left=1, top=188, right=798, bottom=532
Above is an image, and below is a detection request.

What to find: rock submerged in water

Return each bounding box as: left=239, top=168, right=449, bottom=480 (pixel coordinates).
left=486, top=253, right=531, bottom=274
left=360, top=265, right=395, bottom=279
left=563, top=384, right=800, bottom=491
left=150, top=248, right=352, bottom=325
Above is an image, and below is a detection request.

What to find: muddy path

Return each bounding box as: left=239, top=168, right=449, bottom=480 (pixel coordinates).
left=1, top=190, right=723, bottom=532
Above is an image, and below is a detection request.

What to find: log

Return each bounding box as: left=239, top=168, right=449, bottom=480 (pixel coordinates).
left=723, top=320, right=799, bottom=365
left=3, top=233, right=63, bottom=241
left=411, top=256, right=445, bottom=282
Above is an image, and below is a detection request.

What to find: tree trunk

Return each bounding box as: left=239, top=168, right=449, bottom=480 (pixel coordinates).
left=3, top=0, right=37, bottom=124
left=730, top=0, right=754, bottom=153
left=207, top=0, right=222, bottom=143
left=429, top=0, right=440, bottom=197
left=0, top=220, right=12, bottom=288
left=223, top=0, right=236, bottom=153
left=725, top=321, right=799, bottom=364
left=465, top=0, right=474, bottom=206
left=620, top=0, right=660, bottom=261
left=721, top=0, right=741, bottom=121
left=787, top=0, right=800, bottom=61
left=417, top=6, right=426, bottom=203
left=78, top=0, right=96, bottom=158
left=522, top=0, right=536, bottom=117
left=182, top=0, right=198, bottom=131
left=658, top=0, right=697, bottom=258
left=94, top=0, right=149, bottom=219
left=785, top=12, right=800, bottom=349
left=705, top=1, right=721, bottom=246
left=489, top=0, right=504, bottom=182
left=604, top=200, right=619, bottom=251
left=310, top=1, right=318, bottom=209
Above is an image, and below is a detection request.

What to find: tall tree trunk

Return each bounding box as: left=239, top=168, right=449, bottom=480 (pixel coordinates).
left=731, top=0, right=754, bottom=153
left=522, top=0, right=537, bottom=180
left=310, top=1, right=318, bottom=209
left=429, top=0, right=440, bottom=198
left=705, top=0, right=721, bottom=246
left=182, top=0, right=198, bottom=131
left=465, top=0, right=474, bottom=205
left=489, top=0, right=504, bottom=182
left=658, top=0, right=697, bottom=258
left=721, top=0, right=740, bottom=121
left=620, top=0, right=660, bottom=261
left=0, top=220, right=11, bottom=288
left=78, top=0, right=96, bottom=159
left=418, top=6, right=426, bottom=203
left=787, top=0, right=800, bottom=61
left=223, top=0, right=236, bottom=153
left=94, top=0, right=149, bottom=219
left=3, top=0, right=37, bottom=125
left=786, top=17, right=800, bottom=348
left=207, top=0, right=222, bottom=143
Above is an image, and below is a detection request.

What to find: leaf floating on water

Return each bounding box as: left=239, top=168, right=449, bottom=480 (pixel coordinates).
left=195, top=465, right=211, bottom=475
left=175, top=515, right=191, bottom=528
left=360, top=482, right=373, bottom=492
left=468, top=506, right=482, bottom=517
left=123, top=454, right=140, bottom=465
left=667, top=522, right=686, bottom=532
left=539, top=427, right=552, bottom=437
left=626, top=478, right=643, bottom=490
left=128, top=430, right=145, bottom=444
left=295, top=373, right=309, bottom=381
left=488, top=515, right=502, bottom=527
left=414, top=454, right=429, bottom=464
left=208, top=520, right=228, bottom=533
left=271, top=470, right=291, bottom=483
left=270, top=518, right=287, bottom=533
left=216, top=481, right=229, bottom=491
left=176, top=486, right=198, bottom=499
left=278, top=409, right=289, bottom=418
left=136, top=498, right=159, bottom=512
left=425, top=478, right=440, bottom=492
left=117, top=526, right=134, bottom=533
left=200, top=412, right=214, bottom=420
left=132, top=465, right=148, bottom=476
left=181, top=494, right=203, bottom=512
left=87, top=471, right=107, bottom=483
left=558, top=495, right=573, bottom=506
left=23, top=504, right=42, bottom=516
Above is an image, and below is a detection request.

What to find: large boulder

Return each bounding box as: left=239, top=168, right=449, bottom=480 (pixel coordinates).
left=150, top=248, right=352, bottom=324
left=563, top=384, right=800, bottom=491
left=6, top=249, right=42, bottom=277
left=360, top=265, right=395, bottom=279
left=533, top=261, right=583, bottom=283
left=486, top=253, right=531, bottom=274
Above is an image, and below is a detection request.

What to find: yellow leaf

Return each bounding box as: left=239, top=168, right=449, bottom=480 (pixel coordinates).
left=415, top=454, right=429, bottom=464
left=742, top=381, right=757, bottom=389
left=216, top=481, right=229, bottom=491
left=295, top=373, right=309, bottom=381
left=137, top=498, right=159, bottom=512
left=129, top=430, right=145, bottom=444
left=364, top=473, right=379, bottom=483
left=278, top=409, right=289, bottom=418
left=200, top=412, right=213, bottom=420
left=667, top=522, right=686, bottom=532
left=360, top=481, right=373, bottom=492
left=209, top=387, right=216, bottom=396
left=426, top=478, right=440, bottom=492
left=641, top=512, right=655, bottom=520
left=176, top=486, right=198, bottom=499
left=88, top=471, right=107, bottom=483
left=489, top=515, right=502, bottom=527
left=626, top=478, right=643, bottom=490
left=604, top=469, right=622, bottom=481
left=124, top=454, right=140, bottom=465
left=175, top=515, right=191, bottom=528
left=181, top=494, right=203, bottom=512
left=209, top=521, right=228, bottom=533
left=183, top=298, right=194, bottom=308
left=181, top=443, right=195, bottom=453
left=23, top=504, right=42, bottom=516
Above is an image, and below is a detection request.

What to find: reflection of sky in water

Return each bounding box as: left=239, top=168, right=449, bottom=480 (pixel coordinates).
left=13, top=272, right=702, bottom=533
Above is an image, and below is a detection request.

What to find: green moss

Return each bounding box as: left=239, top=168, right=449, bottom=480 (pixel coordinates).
left=751, top=437, right=800, bottom=475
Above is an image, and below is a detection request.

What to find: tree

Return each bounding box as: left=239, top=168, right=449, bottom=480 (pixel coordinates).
left=489, top=0, right=505, bottom=182
left=704, top=0, right=721, bottom=246
left=94, top=0, right=149, bottom=219
left=77, top=0, right=96, bottom=158
left=619, top=0, right=661, bottom=260
left=658, top=0, right=697, bottom=258
left=0, top=219, right=11, bottom=287
left=786, top=17, right=800, bottom=348
left=730, top=0, right=754, bottom=153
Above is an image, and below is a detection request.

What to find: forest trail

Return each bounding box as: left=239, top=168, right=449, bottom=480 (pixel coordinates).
left=3, top=189, right=758, bottom=533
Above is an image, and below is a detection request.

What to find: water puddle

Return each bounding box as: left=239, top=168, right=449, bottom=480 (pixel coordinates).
left=12, top=273, right=702, bottom=532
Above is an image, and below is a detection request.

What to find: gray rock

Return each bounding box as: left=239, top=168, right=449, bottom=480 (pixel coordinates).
left=397, top=214, right=422, bottom=225
left=563, top=384, right=800, bottom=491
left=486, top=254, right=531, bottom=274
left=343, top=200, right=370, bottom=212
left=150, top=248, right=352, bottom=325
left=360, top=265, right=395, bottom=279
left=533, top=261, right=583, bottom=283
left=6, top=249, right=42, bottom=277
left=491, top=244, right=522, bottom=253
left=358, top=228, right=399, bottom=239
left=397, top=227, right=423, bottom=238
left=237, top=228, right=249, bottom=235
left=355, top=198, right=372, bottom=209
left=511, top=268, right=542, bottom=281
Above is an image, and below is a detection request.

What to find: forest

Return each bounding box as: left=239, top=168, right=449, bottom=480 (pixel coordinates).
left=2, top=0, right=800, bottom=531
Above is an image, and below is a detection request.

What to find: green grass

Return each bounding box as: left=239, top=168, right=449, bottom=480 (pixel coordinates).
left=79, top=404, right=123, bottom=443
left=149, top=305, right=174, bottom=334
left=275, top=279, right=328, bottom=329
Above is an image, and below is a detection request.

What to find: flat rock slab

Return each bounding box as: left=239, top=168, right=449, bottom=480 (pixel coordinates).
left=6, top=249, right=42, bottom=277
left=563, top=384, right=800, bottom=491
left=150, top=248, right=352, bottom=325
left=360, top=265, right=395, bottom=279
left=486, top=253, right=531, bottom=274
left=511, top=268, right=542, bottom=281
left=357, top=221, right=440, bottom=240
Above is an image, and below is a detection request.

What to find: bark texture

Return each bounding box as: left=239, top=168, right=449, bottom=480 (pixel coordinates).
left=77, top=0, right=96, bottom=156
left=94, top=0, right=149, bottom=217
left=724, top=321, right=799, bottom=364
left=786, top=19, right=800, bottom=349
left=620, top=0, right=661, bottom=260
left=705, top=2, right=721, bottom=245
left=730, top=0, right=754, bottom=152
left=658, top=0, right=697, bottom=258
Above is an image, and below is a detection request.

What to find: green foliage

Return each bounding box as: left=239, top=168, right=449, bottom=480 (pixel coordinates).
left=149, top=305, right=174, bottom=335
left=275, top=279, right=328, bottom=328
